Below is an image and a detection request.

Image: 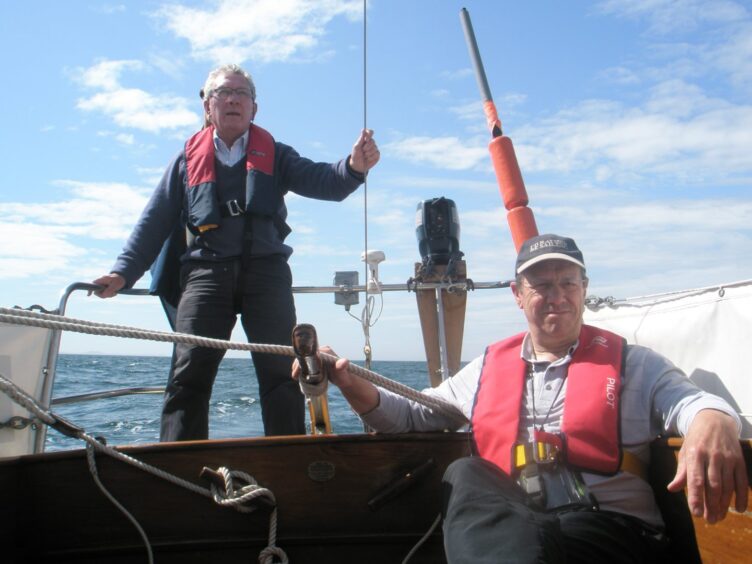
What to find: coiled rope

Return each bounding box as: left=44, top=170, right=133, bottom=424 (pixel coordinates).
left=0, top=307, right=468, bottom=426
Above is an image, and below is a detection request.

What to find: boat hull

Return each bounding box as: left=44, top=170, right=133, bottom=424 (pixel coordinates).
left=2, top=433, right=750, bottom=563
left=0, top=432, right=471, bottom=563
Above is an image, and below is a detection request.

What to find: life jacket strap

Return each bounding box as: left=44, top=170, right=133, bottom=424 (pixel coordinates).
left=513, top=441, right=560, bottom=467
left=219, top=199, right=244, bottom=217
left=513, top=442, right=647, bottom=480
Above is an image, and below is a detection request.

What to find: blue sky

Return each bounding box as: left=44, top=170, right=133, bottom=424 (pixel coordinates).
left=1, top=0, right=751, bottom=362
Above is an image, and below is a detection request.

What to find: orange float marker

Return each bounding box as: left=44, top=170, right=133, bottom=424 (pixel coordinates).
left=460, top=8, right=539, bottom=251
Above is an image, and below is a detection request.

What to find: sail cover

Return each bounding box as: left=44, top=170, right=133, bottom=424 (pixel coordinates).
left=584, top=279, right=752, bottom=438
left=0, top=322, right=53, bottom=456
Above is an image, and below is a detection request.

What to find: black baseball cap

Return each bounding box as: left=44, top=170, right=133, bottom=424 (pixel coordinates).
left=515, top=234, right=585, bottom=274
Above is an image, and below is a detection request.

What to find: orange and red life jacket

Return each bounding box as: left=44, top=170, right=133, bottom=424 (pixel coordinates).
left=471, top=324, right=625, bottom=475
left=184, top=123, right=277, bottom=233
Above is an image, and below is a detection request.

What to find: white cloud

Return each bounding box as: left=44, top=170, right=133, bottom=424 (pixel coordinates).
left=596, top=0, right=746, bottom=34
left=77, top=59, right=142, bottom=90
left=439, top=68, right=474, bottom=80
left=153, top=0, right=362, bottom=64
left=135, top=166, right=168, bottom=186
left=601, top=66, right=641, bottom=85
left=0, top=181, right=151, bottom=280
left=386, top=175, right=497, bottom=193
left=53, top=180, right=149, bottom=236
left=0, top=223, right=84, bottom=278
left=544, top=198, right=752, bottom=234
left=78, top=88, right=198, bottom=133
left=706, top=22, right=752, bottom=89
left=74, top=59, right=201, bottom=133
left=513, top=81, right=752, bottom=182
left=449, top=100, right=483, bottom=122
left=459, top=207, right=507, bottom=238
left=147, top=53, right=189, bottom=82
left=384, top=136, right=488, bottom=171
left=526, top=197, right=752, bottom=289
left=94, top=3, right=127, bottom=15
left=386, top=74, right=750, bottom=185
left=597, top=1, right=752, bottom=91
left=115, top=133, right=135, bottom=145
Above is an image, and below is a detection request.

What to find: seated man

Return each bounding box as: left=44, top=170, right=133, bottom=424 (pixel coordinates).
left=296, top=233, right=748, bottom=563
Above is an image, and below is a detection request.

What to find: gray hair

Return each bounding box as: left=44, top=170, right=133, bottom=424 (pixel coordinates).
left=202, top=64, right=256, bottom=101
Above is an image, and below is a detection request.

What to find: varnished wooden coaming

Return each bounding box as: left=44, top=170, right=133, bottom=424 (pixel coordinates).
left=1, top=434, right=750, bottom=563
left=0, top=433, right=471, bottom=563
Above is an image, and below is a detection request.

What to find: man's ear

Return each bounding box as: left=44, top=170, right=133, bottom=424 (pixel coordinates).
left=511, top=281, right=523, bottom=309
left=251, top=101, right=258, bottom=121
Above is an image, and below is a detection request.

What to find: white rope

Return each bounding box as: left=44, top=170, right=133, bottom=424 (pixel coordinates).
left=0, top=372, right=287, bottom=563
left=0, top=368, right=55, bottom=426
left=0, top=307, right=285, bottom=354
left=85, top=442, right=155, bottom=564
left=402, top=512, right=442, bottom=564
left=329, top=351, right=467, bottom=426
left=208, top=467, right=289, bottom=563
left=0, top=308, right=468, bottom=425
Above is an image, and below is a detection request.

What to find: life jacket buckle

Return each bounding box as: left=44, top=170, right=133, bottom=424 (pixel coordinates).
left=225, top=199, right=243, bottom=217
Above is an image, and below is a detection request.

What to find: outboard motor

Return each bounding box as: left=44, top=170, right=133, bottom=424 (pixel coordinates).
left=415, top=197, right=461, bottom=266
left=412, top=197, right=468, bottom=386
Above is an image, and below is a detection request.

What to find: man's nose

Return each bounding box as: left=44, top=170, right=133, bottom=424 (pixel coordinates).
left=545, top=283, right=567, bottom=302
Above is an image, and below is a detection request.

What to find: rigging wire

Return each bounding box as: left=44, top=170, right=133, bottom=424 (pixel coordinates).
left=361, top=0, right=374, bottom=369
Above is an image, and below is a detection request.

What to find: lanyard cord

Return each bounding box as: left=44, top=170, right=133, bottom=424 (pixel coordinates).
left=529, top=362, right=568, bottom=432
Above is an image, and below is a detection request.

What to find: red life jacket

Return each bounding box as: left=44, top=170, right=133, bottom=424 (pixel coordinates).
left=471, top=324, right=625, bottom=475
left=183, top=123, right=276, bottom=233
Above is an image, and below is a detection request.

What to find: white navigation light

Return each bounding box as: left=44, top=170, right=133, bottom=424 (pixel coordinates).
left=361, top=250, right=385, bottom=294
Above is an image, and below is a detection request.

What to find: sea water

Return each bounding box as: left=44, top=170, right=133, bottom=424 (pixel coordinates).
left=46, top=354, right=433, bottom=451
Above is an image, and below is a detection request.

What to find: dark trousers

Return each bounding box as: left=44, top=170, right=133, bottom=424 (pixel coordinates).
left=442, top=457, right=666, bottom=564
left=159, top=256, right=305, bottom=441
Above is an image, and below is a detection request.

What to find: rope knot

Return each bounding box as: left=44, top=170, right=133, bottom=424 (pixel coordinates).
left=259, top=545, right=289, bottom=564
left=206, top=466, right=274, bottom=513
left=203, top=467, right=289, bottom=563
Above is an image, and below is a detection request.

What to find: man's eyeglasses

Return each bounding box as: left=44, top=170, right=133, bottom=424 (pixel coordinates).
left=211, top=87, right=253, bottom=100
left=522, top=278, right=587, bottom=297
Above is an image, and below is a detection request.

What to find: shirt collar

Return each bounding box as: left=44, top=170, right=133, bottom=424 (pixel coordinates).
left=520, top=332, right=579, bottom=366
left=212, top=128, right=249, bottom=153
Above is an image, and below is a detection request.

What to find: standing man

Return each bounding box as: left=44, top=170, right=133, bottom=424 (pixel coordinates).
left=302, top=234, right=748, bottom=563
left=93, top=64, right=380, bottom=440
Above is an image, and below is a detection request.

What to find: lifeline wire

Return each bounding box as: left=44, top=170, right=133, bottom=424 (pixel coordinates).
left=0, top=308, right=469, bottom=426
left=361, top=0, right=373, bottom=367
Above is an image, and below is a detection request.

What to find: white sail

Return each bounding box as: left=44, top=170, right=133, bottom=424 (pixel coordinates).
left=584, top=279, right=752, bottom=438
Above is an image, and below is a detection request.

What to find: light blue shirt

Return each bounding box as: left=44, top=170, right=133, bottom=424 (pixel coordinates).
left=213, top=129, right=248, bottom=166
